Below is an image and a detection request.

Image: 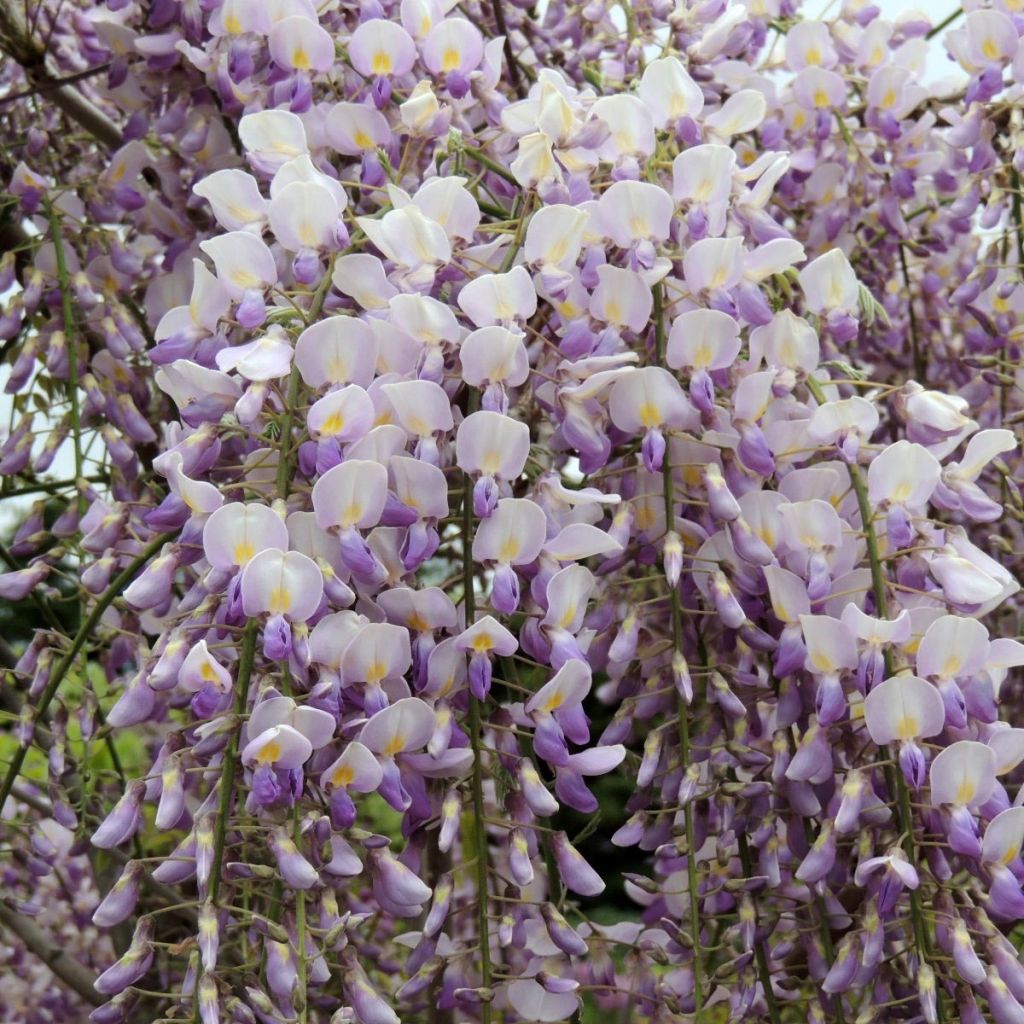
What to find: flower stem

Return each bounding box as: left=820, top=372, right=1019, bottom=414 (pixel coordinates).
left=805, top=373, right=941, bottom=1019
left=736, top=833, right=782, bottom=1024
left=293, top=804, right=307, bottom=1024
left=44, top=200, right=85, bottom=516
left=653, top=284, right=704, bottom=1018
left=925, top=8, right=962, bottom=39
left=207, top=618, right=257, bottom=907
left=462, top=385, right=492, bottom=1021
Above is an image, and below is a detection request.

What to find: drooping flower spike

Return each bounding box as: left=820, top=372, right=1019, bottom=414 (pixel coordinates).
left=4, top=4, right=1024, bottom=1023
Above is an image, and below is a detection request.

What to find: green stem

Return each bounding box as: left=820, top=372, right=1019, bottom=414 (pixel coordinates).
left=207, top=618, right=257, bottom=908
left=275, top=255, right=336, bottom=499
left=461, top=144, right=517, bottom=185
left=736, top=834, right=782, bottom=1024
left=275, top=365, right=302, bottom=500
left=925, top=8, right=962, bottom=39
left=293, top=804, right=307, bottom=1024
left=898, top=245, right=925, bottom=382
left=44, top=200, right=85, bottom=516
left=0, top=531, right=175, bottom=814
left=462, top=386, right=492, bottom=1021
left=805, top=374, right=941, bottom=1019
left=653, top=284, right=704, bottom=1018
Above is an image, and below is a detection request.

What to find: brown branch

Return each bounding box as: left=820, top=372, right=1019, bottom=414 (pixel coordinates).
left=0, top=899, right=104, bottom=1006
left=0, top=61, right=112, bottom=105
left=0, top=0, right=122, bottom=149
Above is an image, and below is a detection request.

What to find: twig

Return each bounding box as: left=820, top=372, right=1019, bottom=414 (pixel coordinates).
left=0, top=0, right=122, bottom=147
left=0, top=899, right=104, bottom=1005
left=653, top=283, right=705, bottom=1019
left=462, top=385, right=493, bottom=1022
left=806, top=373, right=942, bottom=1022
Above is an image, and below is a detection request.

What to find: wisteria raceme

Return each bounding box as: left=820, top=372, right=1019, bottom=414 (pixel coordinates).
left=0, top=0, right=1024, bottom=1022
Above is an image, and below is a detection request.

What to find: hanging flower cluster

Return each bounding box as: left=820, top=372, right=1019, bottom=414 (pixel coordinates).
left=1, top=1, right=1024, bottom=1023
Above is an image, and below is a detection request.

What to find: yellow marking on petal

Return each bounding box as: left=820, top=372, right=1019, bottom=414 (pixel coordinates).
left=813, top=89, right=829, bottom=109
left=441, top=47, right=461, bottom=72
left=232, top=269, right=260, bottom=288
left=638, top=402, right=661, bottom=428
left=383, top=734, right=405, bottom=756
left=320, top=412, right=345, bottom=436
left=200, top=661, right=217, bottom=682
left=881, top=89, right=897, bottom=110
left=233, top=539, right=255, bottom=565
left=604, top=300, right=622, bottom=324
left=372, top=51, right=393, bottom=75
left=547, top=238, right=569, bottom=264
left=543, top=691, right=565, bottom=713
left=498, top=537, right=520, bottom=563
left=332, top=764, right=355, bottom=787
left=956, top=780, right=975, bottom=804
left=224, top=13, right=241, bottom=33
left=982, top=38, right=1000, bottom=60
left=353, top=130, right=373, bottom=150
left=269, top=586, right=291, bottom=614
left=257, top=740, right=282, bottom=764
left=471, top=632, right=494, bottom=653
left=342, top=502, right=364, bottom=527
left=895, top=716, right=918, bottom=740
left=943, top=655, right=962, bottom=678
left=408, top=613, right=428, bottom=632
left=367, top=660, right=387, bottom=683
left=890, top=480, right=913, bottom=504
left=792, top=110, right=806, bottom=130
left=805, top=47, right=822, bottom=65
left=558, top=605, right=577, bottom=630
left=811, top=653, right=835, bottom=673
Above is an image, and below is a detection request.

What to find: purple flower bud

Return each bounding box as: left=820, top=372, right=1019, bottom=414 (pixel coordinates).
left=642, top=427, right=666, bottom=473
left=269, top=829, right=319, bottom=890
left=339, top=526, right=382, bottom=578
left=346, top=965, right=399, bottom=1024
left=947, top=804, right=982, bottom=858
left=92, top=860, right=144, bottom=928
left=490, top=562, right=520, bottom=615
left=91, top=780, right=145, bottom=849
left=438, top=788, right=461, bottom=853
left=821, top=934, right=859, bottom=993
left=94, top=917, right=154, bottom=994
left=263, top=613, right=294, bottom=661
left=541, top=902, right=589, bottom=956
left=551, top=830, right=604, bottom=896
left=473, top=475, right=500, bottom=518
